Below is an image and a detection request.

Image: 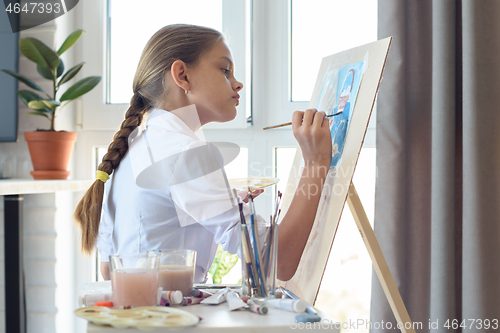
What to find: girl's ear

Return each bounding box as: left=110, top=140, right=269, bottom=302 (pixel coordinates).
left=170, top=60, right=190, bottom=92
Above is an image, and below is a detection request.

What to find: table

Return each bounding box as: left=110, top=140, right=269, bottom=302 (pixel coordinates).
left=86, top=302, right=341, bottom=332
left=0, top=179, right=93, bottom=333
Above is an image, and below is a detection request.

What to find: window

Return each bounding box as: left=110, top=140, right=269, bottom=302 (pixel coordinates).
left=80, top=0, right=378, bottom=325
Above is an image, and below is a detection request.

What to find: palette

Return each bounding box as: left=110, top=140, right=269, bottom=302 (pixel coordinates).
left=74, top=306, right=199, bottom=330
left=228, top=177, right=280, bottom=192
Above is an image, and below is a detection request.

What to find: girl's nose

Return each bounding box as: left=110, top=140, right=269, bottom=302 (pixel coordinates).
left=234, top=79, right=243, bottom=92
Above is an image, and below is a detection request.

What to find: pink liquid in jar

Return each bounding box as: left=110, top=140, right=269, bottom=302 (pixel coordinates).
left=111, top=268, right=159, bottom=307
left=158, top=265, right=194, bottom=296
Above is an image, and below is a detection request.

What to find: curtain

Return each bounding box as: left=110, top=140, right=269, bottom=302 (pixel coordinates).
left=372, top=1, right=500, bottom=332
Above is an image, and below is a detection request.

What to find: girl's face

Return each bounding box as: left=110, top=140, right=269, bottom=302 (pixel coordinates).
left=187, top=40, right=243, bottom=124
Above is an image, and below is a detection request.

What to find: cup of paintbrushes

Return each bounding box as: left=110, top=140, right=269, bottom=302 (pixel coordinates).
left=236, top=191, right=265, bottom=298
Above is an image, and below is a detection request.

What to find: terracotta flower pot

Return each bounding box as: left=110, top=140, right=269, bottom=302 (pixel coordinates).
left=24, top=131, right=77, bottom=180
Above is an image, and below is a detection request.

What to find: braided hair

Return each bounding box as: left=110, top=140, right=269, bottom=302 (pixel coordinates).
left=74, top=24, right=223, bottom=254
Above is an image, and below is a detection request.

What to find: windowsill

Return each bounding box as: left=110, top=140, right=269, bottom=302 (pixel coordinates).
left=0, top=178, right=94, bottom=195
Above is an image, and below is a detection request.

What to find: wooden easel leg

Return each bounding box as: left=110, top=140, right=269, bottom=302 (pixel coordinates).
left=346, top=182, right=415, bottom=333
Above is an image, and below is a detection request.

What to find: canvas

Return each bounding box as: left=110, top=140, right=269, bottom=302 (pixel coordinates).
left=277, top=37, right=392, bottom=304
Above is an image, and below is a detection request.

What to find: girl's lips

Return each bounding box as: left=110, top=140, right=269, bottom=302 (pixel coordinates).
left=233, top=95, right=240, bottom=105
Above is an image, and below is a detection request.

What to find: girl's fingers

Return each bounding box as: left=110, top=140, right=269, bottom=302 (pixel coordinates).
left=312, top=111, right=326, bottom=127
left=292, top=111, right=304, bottom=131
left=302, top=108, right=317, bottom=126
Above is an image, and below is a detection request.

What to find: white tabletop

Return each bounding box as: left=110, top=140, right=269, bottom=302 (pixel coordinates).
left=0, top=179, right=94, bottom=195
left=86, top=302, right=340, bottom=332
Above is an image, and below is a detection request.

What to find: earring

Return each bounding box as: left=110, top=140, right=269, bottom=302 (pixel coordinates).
left=185, top=90, right=189, bottom=95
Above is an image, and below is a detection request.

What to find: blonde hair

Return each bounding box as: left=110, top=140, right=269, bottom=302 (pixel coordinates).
left=74, top=24, right=223, bottom=254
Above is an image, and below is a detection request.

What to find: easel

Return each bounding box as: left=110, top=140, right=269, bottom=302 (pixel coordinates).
left=346, top=182, right=415, bottom=333
left=275, top=37, right=414, bottom=333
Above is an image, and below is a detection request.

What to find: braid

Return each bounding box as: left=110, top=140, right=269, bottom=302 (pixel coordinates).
left=73, top=92, right=149, bottom=254
left=100, top=93, right=146, bottom=172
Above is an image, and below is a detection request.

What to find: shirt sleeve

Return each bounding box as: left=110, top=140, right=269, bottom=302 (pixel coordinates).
left=97, top=178, right=116, bottom=262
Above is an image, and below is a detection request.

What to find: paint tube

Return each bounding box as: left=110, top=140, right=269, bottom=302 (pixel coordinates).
left=226, top=291, right=247, bottom=311
left=180, top=297, right=204, bottom=306
left=239, top=295, right=251, bottom=303
left=266, top=299, right=306, bottom=313
left=161, top=290, right=183, bottom=305
left=80, top=292, right=113, bottom=307
left=191, top=289, right=213, bottom=298
left=200, top=287, right=230, bottom=304
left=246, top=303, right=268, bottom=315
left=94, top=301, right=113, bottom=307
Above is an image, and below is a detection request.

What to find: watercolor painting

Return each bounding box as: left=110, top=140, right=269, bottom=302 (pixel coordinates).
left=317, top=62, right=365, bottom=169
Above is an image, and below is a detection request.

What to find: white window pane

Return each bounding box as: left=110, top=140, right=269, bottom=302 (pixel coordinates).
left=96, top=147, right=106, bottom=172
left=108, top=0, right=223, bottom=104
left=291, top=0, right=377, bottom=102
left=275, top=147, right=297, bottom=198
left=224, top=147, right=248, bottom=179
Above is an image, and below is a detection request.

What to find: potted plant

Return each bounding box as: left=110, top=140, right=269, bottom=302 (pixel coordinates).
left=0, top=29, right=101, bottom=180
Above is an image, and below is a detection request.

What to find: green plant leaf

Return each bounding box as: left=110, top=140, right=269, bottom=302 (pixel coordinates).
left=57, top=62, right=84, bottom=87
left=57, top=59, right=65, bottom=78
left=37, top=59, right=64, bottom=80
left=36, top=63, right=53, bottom=80
left=57, top=29, right=84, bottom=56
left=0, top=69, right=47, bottom=94
left=208, top=245, right=239, bottom=284
left=27, top=100, right=50, bottom=110
left=208, top=246, right=223, bottom=276
left=60, top=76, right=101, bottom=101
left=213, top=252, right=239, bottom=284
left=18, top=90, right=44, bottom=107
left=28, top=99, right=60, bottom=111
left=19, top=37, right=60, bottom=70
left=26, top=111, right=50, bottom=119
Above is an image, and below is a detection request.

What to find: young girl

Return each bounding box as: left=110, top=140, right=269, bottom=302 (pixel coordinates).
left=74, top=24, right=331, bottom=282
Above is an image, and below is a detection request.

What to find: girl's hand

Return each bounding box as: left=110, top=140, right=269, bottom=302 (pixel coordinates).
left=292, top=109, right=332, bottom=168
left=237, top=189, right=264, bottom=203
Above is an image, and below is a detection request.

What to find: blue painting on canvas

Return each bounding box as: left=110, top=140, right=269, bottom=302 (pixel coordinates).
left=317, top=61, right=364, bottom=169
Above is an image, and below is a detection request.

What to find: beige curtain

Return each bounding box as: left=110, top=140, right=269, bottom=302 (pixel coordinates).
left=372, top=1, right=500, bottom=332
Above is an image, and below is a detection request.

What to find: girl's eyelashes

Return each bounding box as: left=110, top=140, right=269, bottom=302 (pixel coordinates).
left=222, top=68, right=231, bottom=76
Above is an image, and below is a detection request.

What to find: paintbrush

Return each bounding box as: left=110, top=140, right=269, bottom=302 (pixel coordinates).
left=273, top=191, right=282, bottom=223
left=261, top=215, right=273, bottom=278
left=234, top=189, right=260, bottom=295
left=248, top=190, right=267, bottom=297
left=263, top=191, right=282, bottom=277
left=263, top=110, right=343, bottom=130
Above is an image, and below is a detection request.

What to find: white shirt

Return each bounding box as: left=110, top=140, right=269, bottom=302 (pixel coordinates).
left=97, top=108, right=266, bottom=283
